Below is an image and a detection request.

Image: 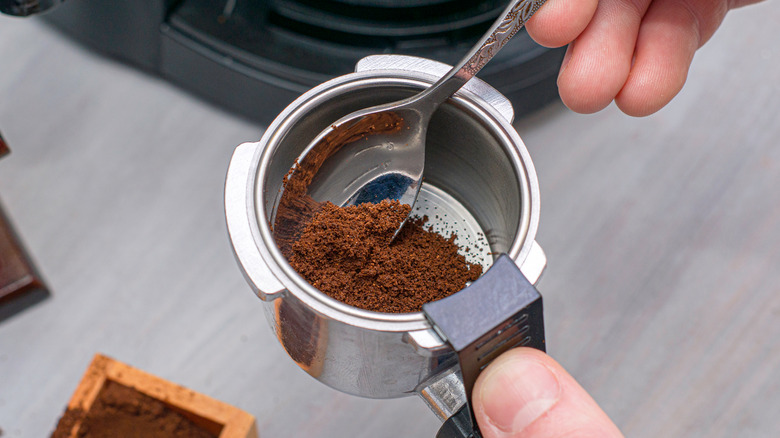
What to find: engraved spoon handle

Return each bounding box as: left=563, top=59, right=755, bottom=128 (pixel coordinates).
left=417, top=0, right=548, bottom=109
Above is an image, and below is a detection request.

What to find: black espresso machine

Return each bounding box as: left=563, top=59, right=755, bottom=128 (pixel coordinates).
left=4, top=0, right=565, bottom=122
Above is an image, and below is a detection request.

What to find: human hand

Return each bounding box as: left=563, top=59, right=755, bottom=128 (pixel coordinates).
left=473, top=347, right=623, bottom=437
left=525, top=0, right=764, bottom=116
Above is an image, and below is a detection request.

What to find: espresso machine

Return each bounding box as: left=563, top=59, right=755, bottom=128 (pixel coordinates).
left=10, top=0, right=564, bottom=123
left=0, top=0, right=62, bottom=15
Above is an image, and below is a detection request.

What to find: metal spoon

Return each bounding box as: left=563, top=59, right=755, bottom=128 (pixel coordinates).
left=277, top=0, right=548, bottom=240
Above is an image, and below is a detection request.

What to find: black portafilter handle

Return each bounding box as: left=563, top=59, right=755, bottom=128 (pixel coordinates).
left=423, top=254, right=546, bottom=438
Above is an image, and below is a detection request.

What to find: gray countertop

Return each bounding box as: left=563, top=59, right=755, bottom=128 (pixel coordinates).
left=1, top=3, right=779, bottom=437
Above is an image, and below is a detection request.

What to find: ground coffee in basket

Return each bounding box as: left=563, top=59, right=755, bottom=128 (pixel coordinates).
left=288, top=199, right=482, bottom=313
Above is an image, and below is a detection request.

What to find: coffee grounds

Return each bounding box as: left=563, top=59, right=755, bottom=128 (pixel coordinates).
left=273, top=111, right=404, bottom=257
left=51, top=381, right=217, bottom=438
left=288, top=199, right=482, bottom=313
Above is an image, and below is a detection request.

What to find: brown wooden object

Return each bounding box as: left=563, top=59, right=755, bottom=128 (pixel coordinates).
left=0, top=131, right=9, bottom=157
left=0, top=131, right=49, bottom=321
left=59, top=354, right=258, bottom=438
left=0, top=205, right=46, bottom=308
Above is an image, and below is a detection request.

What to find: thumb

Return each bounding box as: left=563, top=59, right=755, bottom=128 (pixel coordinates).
left=473, top=347, right=623, bottom=438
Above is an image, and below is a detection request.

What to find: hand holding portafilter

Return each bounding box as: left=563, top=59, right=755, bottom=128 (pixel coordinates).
left=424, top=255, right=545, bottom=438
left=473, top=348, right=624, bottom=438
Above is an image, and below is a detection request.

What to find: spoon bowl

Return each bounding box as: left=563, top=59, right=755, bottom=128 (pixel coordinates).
left=299, top=99, right=428, bottom=209
left=278, top=0, right=548, bottom=238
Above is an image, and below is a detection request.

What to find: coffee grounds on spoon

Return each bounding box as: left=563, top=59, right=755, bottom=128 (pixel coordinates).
left=288, top=199, right=482, bottom=313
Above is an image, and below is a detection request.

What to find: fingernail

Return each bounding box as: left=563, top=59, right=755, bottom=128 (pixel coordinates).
left=477, top=355, right=561, bottom=436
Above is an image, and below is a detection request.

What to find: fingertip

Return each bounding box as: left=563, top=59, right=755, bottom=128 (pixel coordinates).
left=552, top=0, right=648, bottom=115
left=474, top=348, right=624, bottom=438
left=614, top=77, right=683, bottom=117
left=615, top=0, right=700, bottom=116
left=526, top=0, right=599, bottom=48
left=474, top=348, right=562, bottom=437
left=556, top=42, right=623, bottom=114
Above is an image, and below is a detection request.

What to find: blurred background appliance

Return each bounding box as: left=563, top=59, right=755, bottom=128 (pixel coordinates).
left=11, top=0, right=565, bottom=123
left=0, top=0, right=63, bottom=16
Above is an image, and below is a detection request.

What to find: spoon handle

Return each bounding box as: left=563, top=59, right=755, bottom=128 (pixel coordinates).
left=420, top=0, right=548, bottom=107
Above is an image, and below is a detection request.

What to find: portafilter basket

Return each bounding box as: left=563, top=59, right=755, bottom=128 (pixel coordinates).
left=225, top=55, right=547, bottom=438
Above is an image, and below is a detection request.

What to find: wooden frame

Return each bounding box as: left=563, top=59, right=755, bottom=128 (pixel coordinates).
left=59, top=354, right=258, bottom=438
